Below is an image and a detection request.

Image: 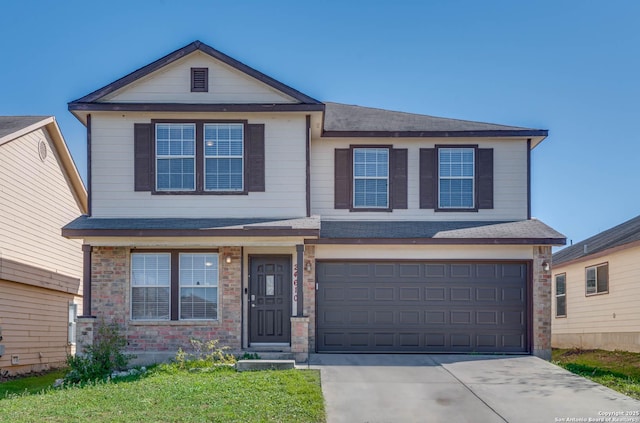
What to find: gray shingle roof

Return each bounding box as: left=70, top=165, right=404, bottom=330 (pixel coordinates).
left=323, top=102, right=547, bottom=135
left=320, top=219, right=565, bottom=244
left=0, top=116, right=50, bottom=140
left=63, top=216, right=320, bottom=231
left=553, top=214, right=640, bottom=265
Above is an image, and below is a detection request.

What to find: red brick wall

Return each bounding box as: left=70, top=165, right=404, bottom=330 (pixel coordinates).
left=90, top=246, right=242, bottom=358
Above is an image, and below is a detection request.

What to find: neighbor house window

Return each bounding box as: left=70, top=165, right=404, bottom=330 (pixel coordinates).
left=555, top=274, right=566, bottom=317
left=204, top=124, right=244, bottom=191
left=438, top=147, right=474, bottom=209
left=131, top=252, right=219, bottom=321
left=131, top=253, right=171, bottom=320
left=353, top=147, right=389, bottom=208
left=68, top=302, right=78, bottom=344
left=156, top=124, right=196, bottom=191
left=586, top=263, right=608, bottom=295
left=179, top=253, right=218, bottom=320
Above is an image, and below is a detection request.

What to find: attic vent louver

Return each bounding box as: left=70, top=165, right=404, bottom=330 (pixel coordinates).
left=191, top=67, right=208, bottom=92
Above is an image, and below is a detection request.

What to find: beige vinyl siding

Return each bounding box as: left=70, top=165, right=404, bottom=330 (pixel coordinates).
left=552, top=245, right=640, bottom=351
left=90, top=113, right=307, bottom=218
left=0, top=279, right=80, bottom=374
left=103, top=52, right=297, bottom=104
left=0, top=128, right=83, bottom=281
left=315, top=244, right=534, bottom=260
left=310, top=137, right=528, bottom=221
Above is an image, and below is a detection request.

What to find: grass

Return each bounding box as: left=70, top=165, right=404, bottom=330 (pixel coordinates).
left=553, top=348, right=640, bottom=400
left=0, top=369, right=67, bottom=396
left=0, top=365, right=325, bottom=422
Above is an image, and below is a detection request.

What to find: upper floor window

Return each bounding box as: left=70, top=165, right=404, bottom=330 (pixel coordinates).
left=138, top=120, right=265, bottom=195
left=555, top=273, right=566, bottom=317
left=156, top=124, right=196, bottom=191
left=204, top=124, right=244, bottom=191
left=353, top=148, right=389, bottom=208
left=438, top=147, right=474, bottom=209
left=585, top=263, right=608, bottom=295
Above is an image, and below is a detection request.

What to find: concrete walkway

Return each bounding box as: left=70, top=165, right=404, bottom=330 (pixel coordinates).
left=308, top=354, right=640, bottom=423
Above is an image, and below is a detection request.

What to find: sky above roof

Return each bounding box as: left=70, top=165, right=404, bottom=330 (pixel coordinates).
left=1, top=0, right=638, bottom=248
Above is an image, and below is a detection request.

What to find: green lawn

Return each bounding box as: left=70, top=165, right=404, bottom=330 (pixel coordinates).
left=0, top=369, right=67, bottom=396
left=553, top=348, right=640, bottom=400
left=1, top=366, right=325, bottom=423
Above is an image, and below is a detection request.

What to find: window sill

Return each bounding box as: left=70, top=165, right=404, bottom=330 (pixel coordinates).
left=585, top=291, right=609, bottom=297
left=151, top=190, right=248, bottom=196
left=435, top=207, right=479, bottom=213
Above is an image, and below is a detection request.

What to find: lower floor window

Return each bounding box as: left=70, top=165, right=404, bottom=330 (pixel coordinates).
left=131, top=251, right=218, bottom=320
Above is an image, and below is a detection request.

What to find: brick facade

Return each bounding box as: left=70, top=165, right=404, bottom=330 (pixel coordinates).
left=532, top=245, right=552, bottom=360
left=86, top=246, right=242, bottom=364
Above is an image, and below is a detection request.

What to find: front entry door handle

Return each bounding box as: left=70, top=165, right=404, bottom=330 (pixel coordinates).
left=250, top=294, right=256, bottom=301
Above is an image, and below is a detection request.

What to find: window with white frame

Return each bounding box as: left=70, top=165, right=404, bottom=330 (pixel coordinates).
left=156, top=124, right=196, bottom=191
left=555, top=274, right=566, bottom=317
left=68, top=302, right=78, bottom=344
left=204, top=123, right=244, bottom=191
left=586, top=263, right=608, bottom=295
left=438, top=147, right=475, bottom=209
left=353, top=147, right=389, bottom=208
left=131, top=253, right=171, bottom=320
left=179, top=253, right=218, bottom=320
left=131, top=252, right=219, bottom=321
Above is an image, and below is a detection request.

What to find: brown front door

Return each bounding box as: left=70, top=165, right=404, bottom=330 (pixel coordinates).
left=249, top=256, right=291, bottom=344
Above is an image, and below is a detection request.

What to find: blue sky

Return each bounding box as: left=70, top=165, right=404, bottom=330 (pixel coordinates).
left=1, top=0, right=638, bottom=247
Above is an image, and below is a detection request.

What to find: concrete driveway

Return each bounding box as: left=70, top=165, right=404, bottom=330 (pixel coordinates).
left=308, top=354, right=640, bottom=423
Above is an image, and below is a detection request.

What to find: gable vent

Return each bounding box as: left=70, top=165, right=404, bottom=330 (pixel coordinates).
left=191, top=67, right=208, bottom=92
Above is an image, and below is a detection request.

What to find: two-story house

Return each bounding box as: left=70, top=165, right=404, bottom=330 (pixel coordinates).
left=63, top=41, right=565, bottom=363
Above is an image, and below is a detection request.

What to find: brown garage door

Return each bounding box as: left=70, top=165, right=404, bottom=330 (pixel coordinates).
left=316, top=261, right=529, bottom=353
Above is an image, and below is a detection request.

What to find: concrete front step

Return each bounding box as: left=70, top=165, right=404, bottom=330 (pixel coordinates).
left=236, top=359, right=296, bottom=372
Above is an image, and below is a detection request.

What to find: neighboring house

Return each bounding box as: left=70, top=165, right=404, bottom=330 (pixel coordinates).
left=62, top=40, right=565, bottom=364
left=552, top=215, right=640, bottom=352
left=0, top=116, right=87, bottom=375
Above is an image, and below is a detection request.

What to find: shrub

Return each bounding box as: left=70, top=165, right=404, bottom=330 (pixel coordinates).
left=65, top=319, right=133, bottom=383
left=175, top=338, right=236, bottom=370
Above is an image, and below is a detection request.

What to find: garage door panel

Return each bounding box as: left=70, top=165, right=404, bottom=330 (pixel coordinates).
left=317, top=261, right=528, bottom=353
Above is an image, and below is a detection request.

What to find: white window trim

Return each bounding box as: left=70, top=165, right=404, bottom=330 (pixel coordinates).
left=178, top=253, right=219, bottom=321
left=68, top=302, right=78, bottom=345
left=438, top=147, right=475, bottom=209
left=585, top=262, right=609, bottom=296
left=352, top=147, right=389, bottom=209
left=155, top=123, right=196, bottom=192
left=554, top=274, right=566, bottom=318
left=131, top=252, right=171, bottom=321
left=203, top=123, right=244, bottom=192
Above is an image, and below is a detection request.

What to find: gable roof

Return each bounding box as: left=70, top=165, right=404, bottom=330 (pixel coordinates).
left=0, top=116, right=87, bottom=214
left=553, top=214, right=640, bottom=266
left=69, top=40, right=321, bottom=109
left=323, top=102, right=548, bottom=142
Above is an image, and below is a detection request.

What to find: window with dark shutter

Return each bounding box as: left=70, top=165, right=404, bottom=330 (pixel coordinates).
left=477, top=148, right=494, bottom=209
left=191, top=67, right=208, bottom=92
left=419, top=148, right=436, bottom=209
left=134, top=123, right=152, bottom=191
left=334, top=149, right=351, bottom=209
left=245, top=124, right=265, bottom=192
left=391, top=149, right=408, bottom=209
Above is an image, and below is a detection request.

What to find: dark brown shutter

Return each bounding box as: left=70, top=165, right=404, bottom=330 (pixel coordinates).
left=391, top=148, right=408, bottom=209
left=478, top=148, right=494, bottom=209
left=334, top=148, right=351, bottom=209
left=191, top=67, right=208, bottom=92
left=420, top=148, right=436, bottom=209
left=246, top=124, right=265, bottom=192
left=134, top=123, right=152, bottom=191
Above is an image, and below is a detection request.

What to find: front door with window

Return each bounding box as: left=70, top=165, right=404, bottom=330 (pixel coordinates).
left=249, top=256, right=291, bottom=344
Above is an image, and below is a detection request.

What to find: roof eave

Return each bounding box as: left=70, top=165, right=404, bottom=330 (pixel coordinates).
left=62, top=227, right=320, bottom=239
left=68, top=102, right=326, bottom=113
left=307, top=237, right=566, bottom=245
left=553, top=238, right=640, bottom=267
left=321, top=129, right=549, bottom=138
